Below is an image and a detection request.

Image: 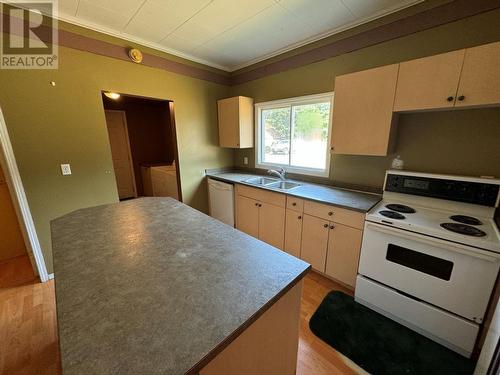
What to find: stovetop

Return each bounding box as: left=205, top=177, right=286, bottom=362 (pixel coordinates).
left=366, top=200, right=500, bottom=253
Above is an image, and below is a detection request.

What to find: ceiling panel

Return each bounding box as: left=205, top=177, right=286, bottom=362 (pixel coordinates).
left=278, top=0, right=355, bottom=36
left=165, top=22, right=219, bottom=49
left=162, top=0, right=275, bottom=54
left=342, top=0, right=417, bottom=17
left=159, top=34, right=207, bottom=53
left=58, top=0, right=79, bottom=16
left=76, top=1, right=131, bottom=29
left=57, top=0, right=423, bottom=71
left=78, top=0, right=144, bottom=20
left=200, top=4, right=313, bottom=66
left=124, top=0, right=212, bottom=41
left=187, top=0, right=275, bottom=33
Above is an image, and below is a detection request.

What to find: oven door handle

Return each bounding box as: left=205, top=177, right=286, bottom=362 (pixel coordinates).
left=365, top=222, right=500, bottom=262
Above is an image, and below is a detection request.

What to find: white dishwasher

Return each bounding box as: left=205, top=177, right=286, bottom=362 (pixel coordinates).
left=208, top=178, right=235, bottom=227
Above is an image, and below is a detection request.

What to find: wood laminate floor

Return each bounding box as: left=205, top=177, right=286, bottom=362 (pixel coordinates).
left=0, top=261, right=361, bottom=375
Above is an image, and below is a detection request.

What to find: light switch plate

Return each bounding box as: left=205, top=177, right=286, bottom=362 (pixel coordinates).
left=60, top=164, right=72, bottom=175
left=243, top=156, right=248, bottom=165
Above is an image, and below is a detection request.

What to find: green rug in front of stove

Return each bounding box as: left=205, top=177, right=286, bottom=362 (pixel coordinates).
left=309, top=291, right=475, bottom=375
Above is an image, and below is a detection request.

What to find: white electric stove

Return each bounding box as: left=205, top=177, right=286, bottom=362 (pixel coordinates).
left=355, top=170, right=500, bottom=358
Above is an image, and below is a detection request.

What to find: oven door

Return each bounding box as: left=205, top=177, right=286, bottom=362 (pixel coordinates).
left=359, top=221, right=500, bottom=322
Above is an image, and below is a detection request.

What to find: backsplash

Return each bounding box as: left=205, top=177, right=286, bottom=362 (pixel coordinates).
left=234, top=107, right=500, bottom=190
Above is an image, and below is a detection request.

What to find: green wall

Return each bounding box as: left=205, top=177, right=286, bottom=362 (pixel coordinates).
left=0, top=45, right=232, bottom=273
left=231, top=9, right=500, bottom=189
left=2, top=6, right=500, bottom=274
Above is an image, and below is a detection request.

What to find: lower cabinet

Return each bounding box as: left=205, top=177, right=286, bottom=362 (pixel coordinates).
left=235, top=195, right=259, bottom=238
left=284, top=209, right=303, bottom=258
left=234, top=184, right=364, bottom=289
left=300, top=214, right=329, bottom=271
left=325, top=223, right=363, bottom=288
left=300, top=214, right=363, bottom=288
left=235, top=187, right=285, bottom=250
left=259, top=203, right=286, bottom=249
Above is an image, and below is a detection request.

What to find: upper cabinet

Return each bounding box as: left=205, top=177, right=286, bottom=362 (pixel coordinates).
left=331, top=64, right=399, bottom=156
left=394, top=50, right=465, bottom=111
left=330, top=40, right=500, bottom=156
left=455, top=41, right=500, bottom=108
left=217, top=96, right=254, bottom=148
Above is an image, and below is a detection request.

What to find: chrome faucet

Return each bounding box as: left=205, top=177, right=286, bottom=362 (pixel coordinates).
left=267, top=167, right=286, bottom=180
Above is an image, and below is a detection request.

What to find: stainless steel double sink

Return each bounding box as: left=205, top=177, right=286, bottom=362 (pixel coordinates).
left=243, top=177, right=301, bottom=190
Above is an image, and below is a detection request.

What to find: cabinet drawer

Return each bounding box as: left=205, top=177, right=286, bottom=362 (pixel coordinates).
left=303, top=200, right=364, bottom=229
left=236, top=184, right=286, bottom=208
left=286, top=196, right=304, bottom=212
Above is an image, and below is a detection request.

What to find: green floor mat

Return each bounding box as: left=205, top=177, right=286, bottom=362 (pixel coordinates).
left=309, top=291, right=475, bottom=375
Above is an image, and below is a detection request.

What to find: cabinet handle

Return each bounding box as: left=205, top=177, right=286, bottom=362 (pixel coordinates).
left=298, top=216, right=302, bottom=220
left=255, top=203, right=258, bottom=206
left=323, top=223, right=329, bottom=228
left=446, top=96, right=454, bottom=102
left=328, top=211, right=333, bottom=216
left=259, top=203, right=262, bottom=207
left=329, top=225, right=335, bottom=229
left=292, top=202, right=297, bottom=206
left=458, top=95, right=465, bottom=101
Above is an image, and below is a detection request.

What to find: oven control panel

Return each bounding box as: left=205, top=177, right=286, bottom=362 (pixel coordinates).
left=385, top=174, right=500, bottom=207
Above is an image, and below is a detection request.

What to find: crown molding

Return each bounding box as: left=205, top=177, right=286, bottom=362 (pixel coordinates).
left=2, top=0, right=500, bottom=86
left=56, top=12, right=231, bottom=72
left=230, top=0, right=500, bottom=85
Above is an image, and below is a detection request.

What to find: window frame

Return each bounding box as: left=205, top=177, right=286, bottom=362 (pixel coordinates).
left=255, top=92, right=334, bottom=177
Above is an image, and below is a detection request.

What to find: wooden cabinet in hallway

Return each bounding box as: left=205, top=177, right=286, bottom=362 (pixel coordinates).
left=105, top=110, right=137, bottom=200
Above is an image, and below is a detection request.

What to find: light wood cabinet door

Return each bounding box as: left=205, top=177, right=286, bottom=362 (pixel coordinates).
left=300, top=214, right=329, bottom=272
left=105, top=110, right=137, bottom=199
left=259, top=202, right=285, bottom=250
left=284, top=209, right=303, bottom=258
left=332, top=64, right=399, bottom=156
left=455, top=41, right=500, bottom=108
left=394, top=50, right=465, bottom=111
left=217, top=96, right=254, bottom=148
left=325, top=223, right=363, bottom=288
left=236, top=195, right=259, bottom=238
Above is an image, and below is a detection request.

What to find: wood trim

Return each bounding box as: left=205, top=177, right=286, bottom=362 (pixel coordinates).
left=2, top=2, right=500, bottom=86
left=230, top=0, right=500, bottom=85
left=0, top=7, right=231, bottom=85
left=235, top=184, right=286, bottom=208
left=58, top=29, right=232, bottom=85
left=168, top=102, right=183, bottom=202
left=185, top=267, right=311, bottom=374
left=0, top=105, right=48, bottom=281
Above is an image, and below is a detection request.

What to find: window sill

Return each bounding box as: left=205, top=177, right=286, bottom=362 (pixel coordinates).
left=255, top=162, right=330, bottom=178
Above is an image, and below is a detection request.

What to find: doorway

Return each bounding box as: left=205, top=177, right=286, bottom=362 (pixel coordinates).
left=101, top=92, right=182, bottom=201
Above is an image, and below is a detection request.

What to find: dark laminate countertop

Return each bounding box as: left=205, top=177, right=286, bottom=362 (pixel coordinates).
left=52, top=198, right=310, bottom=375
left=206, top=171, right=381, bottom=213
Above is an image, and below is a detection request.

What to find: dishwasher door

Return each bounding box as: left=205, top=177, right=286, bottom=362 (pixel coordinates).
left=208, top=178, right=235, bottom=227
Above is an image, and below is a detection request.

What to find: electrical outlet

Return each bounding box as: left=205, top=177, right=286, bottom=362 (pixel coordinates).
left=243, top=156, right=248, bottom=165
left=60, top=164, right=72, bottom=176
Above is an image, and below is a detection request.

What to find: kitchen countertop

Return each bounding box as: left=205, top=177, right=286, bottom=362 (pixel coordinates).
left=207, top=171, right=382, bottom=213
left=52, top=198, right=310, bottom=375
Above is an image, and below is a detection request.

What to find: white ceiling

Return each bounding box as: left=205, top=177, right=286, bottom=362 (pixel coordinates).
left=58, top=0, right=424, bottom=71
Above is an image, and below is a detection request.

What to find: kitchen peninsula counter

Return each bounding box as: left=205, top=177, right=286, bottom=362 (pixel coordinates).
left=52, top=198, right=310, bottom=374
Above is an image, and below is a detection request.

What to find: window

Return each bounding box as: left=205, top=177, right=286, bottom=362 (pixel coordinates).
left=255, top=93, right=333, bottom=177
